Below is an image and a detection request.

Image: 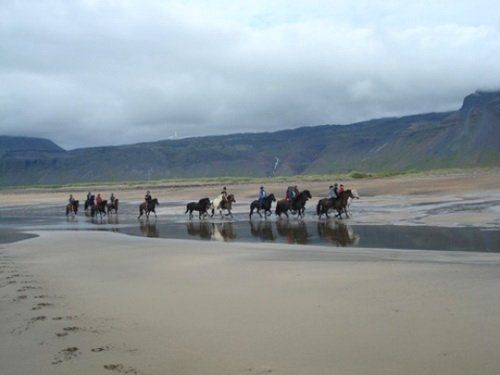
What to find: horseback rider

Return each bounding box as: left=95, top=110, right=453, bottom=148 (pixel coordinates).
left=286, top=186, right=295, bottom=203
left=88, top=194, right=95, bottom=207
left=328, top=185, right=337, bottom=199
left=258, top=186, right=267, bottom=208
left=333, top=183, right=339, bottom=198
left=110, top=193, right=116, bottom=205
left=96, top=193, right=103, bottom=206
left=145, top=190, right=152, bottom=208
left=339, top=184, right=345, bottom=194
left=69, top=194, right=75, bottom=204
left=221, top=186, right=228, bottom=199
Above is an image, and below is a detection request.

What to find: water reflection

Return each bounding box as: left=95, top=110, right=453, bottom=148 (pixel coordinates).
left=185, top=221, right=236, bottom=242
left=275, top=219, right=310, bottom=244
left=249, top=221, right=276, bottom=241
left=140, top=222, right=159, bottom=237
left=317, top=221, right=360, bottom=246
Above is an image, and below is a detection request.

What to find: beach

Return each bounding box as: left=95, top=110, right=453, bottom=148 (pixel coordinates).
left=1, top=170, right=500, bottom=374
left=1, top=231, right=500, bottom=374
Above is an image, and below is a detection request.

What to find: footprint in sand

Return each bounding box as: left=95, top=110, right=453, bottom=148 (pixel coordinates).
left=91, top=345, right=111, bottom=352
left=52, top=347, right=81, bottom=364
left=32, top=302, right=54, bottom=310
left=103, top=363, right=139, bottom=374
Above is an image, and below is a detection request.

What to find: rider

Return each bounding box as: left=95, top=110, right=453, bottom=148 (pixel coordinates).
left=69, top=194, right=75, bottom=204
left=96, top=193, right=103, bottom=206
left=333, top=183, right=339, bottom=198
left=88, top=194, right=95, bottom=207
left=110, top=193, right=116, bottom=205
left=221, top=186, right=228, bottom=199
left=339, top=184, right=345, bottom=194
left=258, top=186, right=267, bottom=208
left=145, top=190, right=152, bottom=209
left=327, top=185, right=337, bottom=199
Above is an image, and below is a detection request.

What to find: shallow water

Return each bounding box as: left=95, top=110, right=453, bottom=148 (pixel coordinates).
left=0, top=202, right=499, bottom=252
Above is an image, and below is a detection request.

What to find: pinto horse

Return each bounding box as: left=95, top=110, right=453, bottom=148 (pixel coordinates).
left=275, top=190, right=312, bottom=218
left=66, top=200, right=79, bottom=216
left=211, top=194, right=236, bottom=218
left=138, top=198, right=159, bottom=220
left=316, top=190, right=356, bottom=219
left=185, top=198, right=212, bottom=219
left=249, top=194, right=276, bottom=219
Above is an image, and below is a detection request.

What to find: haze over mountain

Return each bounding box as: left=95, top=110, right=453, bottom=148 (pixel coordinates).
left=1, top=90, right=499, bottom=186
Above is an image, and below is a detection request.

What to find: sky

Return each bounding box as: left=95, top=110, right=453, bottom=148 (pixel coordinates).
left=1, top=0, right=500, bottom=149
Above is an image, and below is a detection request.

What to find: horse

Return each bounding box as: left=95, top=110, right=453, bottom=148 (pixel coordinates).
left=66, top=200, right=79, bottom=216
left=275, top=190, right=312, bottom=218
left=316, top=190, right=356, bottom=219
left=185, top=198, right=212, bottom=220
left=92, top=200, right=108, bottom=219
left=346, top=189, right=360, bottom=216
left=211, top=194, right=236, bottom=218
left=249, top=194, right=276, bottom=219
left=106, top=199, right=119, bottom=214
left=138, top=198, right=159, bottom=220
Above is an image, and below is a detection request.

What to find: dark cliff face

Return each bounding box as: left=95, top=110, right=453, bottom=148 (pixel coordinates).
left=1, top=90, right=499, bottom=186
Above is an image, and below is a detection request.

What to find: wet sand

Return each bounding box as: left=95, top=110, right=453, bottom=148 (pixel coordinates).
left=1, top=231, right=500, bottom=374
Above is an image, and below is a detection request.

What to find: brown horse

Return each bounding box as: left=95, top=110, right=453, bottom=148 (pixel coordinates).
left=92, top=200, right=108, bottom=219
left=66, top=200, right=79, bottom=216
left=107, top=199, right=119, bottom=214
left=211, top=194, right=236, bottom=218
left=138, top=198, right=159, bottom=220
left=275, top=190, right=312, bottom=218
left=316, top=190, right=356, bottom=219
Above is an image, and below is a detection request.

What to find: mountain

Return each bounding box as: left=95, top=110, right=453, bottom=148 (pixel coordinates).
left=1, top=90, right=499, bottom=186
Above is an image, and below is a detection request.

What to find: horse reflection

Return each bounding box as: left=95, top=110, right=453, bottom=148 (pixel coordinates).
left=106, top=215, right=120, bottom=225
left=140, top=222, right=159, bottom=237
left=317, top=221, right=359, bottom=246
left=185, top=221, right=236, bottom=241
left=250, top=221, right=276, bottom=241
left=275, top=219, right=310, bottom=244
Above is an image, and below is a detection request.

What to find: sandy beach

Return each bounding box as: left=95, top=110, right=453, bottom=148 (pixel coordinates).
left=1, top=170, right=500, bottom=374
left=1, top=231, right=500, bottom=374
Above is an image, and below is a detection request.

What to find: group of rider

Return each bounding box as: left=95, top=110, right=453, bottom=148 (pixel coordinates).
left=69, top=192, right=117, bottom=208
left=70, top=184, right=346, bottom=211
left=257, top=183, right=345, bottom=208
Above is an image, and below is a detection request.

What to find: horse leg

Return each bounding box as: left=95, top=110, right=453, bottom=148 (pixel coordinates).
left=257, top=209, right=262, bottom=218
left=249, top=207, right=253, bottom=219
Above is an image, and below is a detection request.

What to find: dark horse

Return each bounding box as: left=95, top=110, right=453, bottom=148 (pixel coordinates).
left=66, top=200, right=79, bottom=216
left=138, top=198, right=159, bottom=220
left=275, top=190, right=312, bottom=218
left=92, top=200, right=108, bottom=219
left=107, top=199, right=119, bottom=214
left=316, top=190, right=356, bottom=219
left=185, top=198, right=211, bottom=219
left=212, top=194, right=236, bottom=218
left=249, top=194, right=276, bottom=219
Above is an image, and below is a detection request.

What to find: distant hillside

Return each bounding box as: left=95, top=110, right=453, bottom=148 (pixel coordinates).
left=1, top=90, right=499, bottom=186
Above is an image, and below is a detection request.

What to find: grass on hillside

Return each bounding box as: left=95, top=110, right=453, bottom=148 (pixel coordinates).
left=1, top=167, right=497, bottom=192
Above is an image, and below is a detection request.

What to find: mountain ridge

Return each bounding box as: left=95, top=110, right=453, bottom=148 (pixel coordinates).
left=1, top=90, right=499, bottom=186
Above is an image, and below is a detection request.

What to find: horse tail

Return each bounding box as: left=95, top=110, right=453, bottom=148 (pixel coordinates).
left=185, top=205, right=189, bottom=214
left=316, top=201, right=321, bottom=216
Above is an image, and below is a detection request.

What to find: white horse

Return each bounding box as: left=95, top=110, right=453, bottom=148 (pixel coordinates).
left=211, top=193, right=236, bottom=218
left=346, top=189, right=360, bottom=216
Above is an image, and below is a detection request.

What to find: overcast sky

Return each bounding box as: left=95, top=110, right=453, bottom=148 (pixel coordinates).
left=1, top=0, right=500, bottom=149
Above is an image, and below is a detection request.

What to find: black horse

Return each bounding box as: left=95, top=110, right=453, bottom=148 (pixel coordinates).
left=316, top=190, right=355, bottom=219
left=107, top=199, right=119, bottom=214
left=92, top=200, right=107, bottom=219
left=249, top=194, right=276, bottom=219
left=275, top=190, right=312, bottom=218
left=66, top=200, right=79, bottom=216
left=138, top=198, right=159, bottom=220
left=185, top=198, right=211, bottom=219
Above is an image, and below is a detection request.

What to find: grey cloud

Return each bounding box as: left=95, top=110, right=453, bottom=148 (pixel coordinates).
left=1, top=0, right=500, bottom=149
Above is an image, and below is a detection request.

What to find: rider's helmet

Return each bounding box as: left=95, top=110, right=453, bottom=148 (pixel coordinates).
left=329, top=185, right=333, bottom=189
left=334, top=183, right=338, bottom=187
left=260, top=186, right=264, bottom=190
